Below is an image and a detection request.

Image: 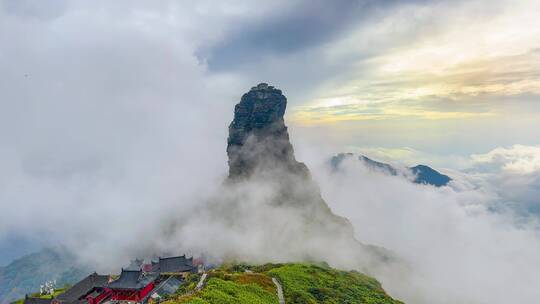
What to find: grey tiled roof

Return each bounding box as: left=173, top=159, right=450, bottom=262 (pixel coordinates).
left=23, top=298, right=52, bottom=304
left=150, top=276, right=182, bottom=298
left=157, top=255, right=194, bottom=273
left=108, top=269, right=158, bottom=290
left=55, top=273, right=109, bottom=304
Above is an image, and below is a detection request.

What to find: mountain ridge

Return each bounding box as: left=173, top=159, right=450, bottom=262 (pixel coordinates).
left=0, top=248, right=88, bottom=303
left=331, top=153, right=451, bottom=187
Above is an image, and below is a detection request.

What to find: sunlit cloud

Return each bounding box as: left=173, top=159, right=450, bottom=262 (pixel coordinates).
left=291, top=101, right=495, bottom=124
left=471, top=145, right=540, bottom=174
left=291, top=0, right=540, bottom=124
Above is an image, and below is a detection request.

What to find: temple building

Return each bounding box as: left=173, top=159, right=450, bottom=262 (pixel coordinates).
left=107, top=268, right=158, bottom=302
left=148, top=276, right=183, bottom=301
left=151, top=255, right=196, bottom=276
left=52, top=273, right=110, bottom=304
left=23, top=296, right=52, bottom=304
left=22, top=254, right=197, bottom=304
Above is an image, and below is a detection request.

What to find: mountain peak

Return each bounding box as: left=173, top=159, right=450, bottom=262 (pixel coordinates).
left=250, top=82, right=273, bottom=91
left=227, top=83, right=305, bottom=178
left=410, top=164, right=451, bottom=187
left=331, top=153, right=451, bottom=187
left=222, top=85, right=391, bottom=271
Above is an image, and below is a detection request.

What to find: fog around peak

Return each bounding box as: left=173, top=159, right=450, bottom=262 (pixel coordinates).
left=1, top=1, right=540, bottom=304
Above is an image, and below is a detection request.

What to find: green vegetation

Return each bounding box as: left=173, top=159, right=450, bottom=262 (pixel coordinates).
left=12, top=262, right=402, bottom=304
left=164, top=263, right=402, bottom=304
left=29, top=288, right=67, bottom=299
left=165, top=270, right=278, bottom=304
left=0, top=248, right=88, bottom=303
left=173, top=273, right=201, bottom=297
left=178, top=277, right=278, bottom=304
left=267, top=264, right=403, bottom=304
left=10, top=288, right=67, bottom=304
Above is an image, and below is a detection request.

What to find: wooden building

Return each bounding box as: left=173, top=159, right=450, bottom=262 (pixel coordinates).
left=108, top=269, right=158, bottom=302
left=52, top=273, right=110, bottom=304
left=151, top=255, right=196, bottom=276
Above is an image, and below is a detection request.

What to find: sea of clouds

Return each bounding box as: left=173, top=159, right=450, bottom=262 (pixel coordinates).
left=304, top=145, right=540, bottom=304
left=1, top=1, right=540, bottom=304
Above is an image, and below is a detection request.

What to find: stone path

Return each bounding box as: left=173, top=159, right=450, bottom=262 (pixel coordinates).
left=272, top=277, right=285, bottom=304
left=195, top=273, right=208, bottom=291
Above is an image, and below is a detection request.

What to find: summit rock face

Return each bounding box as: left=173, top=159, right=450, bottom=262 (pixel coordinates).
left=215, top=83, right=395, bottom=274
left=227, top=83, right=308, bottom=179
left=225, top=83, right=357, bottom=236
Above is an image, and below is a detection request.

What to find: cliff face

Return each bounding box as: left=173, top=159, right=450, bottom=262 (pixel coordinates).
left=227, top=83, right=308, bottom=179
left=225, top=83, right=355, bottom=235
left=195, top=83, right=396, bottom=273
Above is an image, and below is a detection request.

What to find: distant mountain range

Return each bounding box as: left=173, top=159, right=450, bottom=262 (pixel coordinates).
left=331, top=153, right=451, bottom=187
left=0, top=248, right=87, bottom=304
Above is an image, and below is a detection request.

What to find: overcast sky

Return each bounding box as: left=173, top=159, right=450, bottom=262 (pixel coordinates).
left=1, top=1, right=540, bottom=303
left=2, top=0, right=539, bottom=159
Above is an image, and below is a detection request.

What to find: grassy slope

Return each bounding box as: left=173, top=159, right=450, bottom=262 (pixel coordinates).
left=267, top=264, right=403, bottom=304
left=179, top=277, right=278, bottom=304
left=168, top=271, right=278, bottom=304
left=11, top=288, right=67, bottom=304
left=165, top=263, right=402, bottom=304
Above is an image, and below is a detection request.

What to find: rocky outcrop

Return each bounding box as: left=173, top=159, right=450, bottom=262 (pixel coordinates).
left=227, top=83, right=308, bottom=179
left=207, top=83, right=397, bottom=273
left=225, top=83, right=357, bottom=238
left=227, top=83, right=372, bottom=239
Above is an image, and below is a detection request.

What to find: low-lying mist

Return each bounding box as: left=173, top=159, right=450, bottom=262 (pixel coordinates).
left=3, top=115, right=540, bottom=304
left=306, top=152, right=540, bottom=304
left=3, top=85, right=540, bottom=304
left=1, top=2, right=539, bottom=303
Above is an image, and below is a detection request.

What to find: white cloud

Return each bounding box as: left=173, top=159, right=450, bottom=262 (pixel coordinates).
left=0, top=0, right=245, bottom=268
left=471, top=144, right=540, bottom=174
left=307, top=155, right=540, bottom=304
left=1, top=2, right=539, bottom=304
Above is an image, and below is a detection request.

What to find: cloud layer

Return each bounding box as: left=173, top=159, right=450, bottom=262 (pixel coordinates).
left=306, top=150, right=540, bottom=304
left=1, top=1, right=540, bottom=304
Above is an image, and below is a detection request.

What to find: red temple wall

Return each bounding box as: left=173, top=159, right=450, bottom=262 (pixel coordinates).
left=110, top=282, right=155, bottom=302
left=87, top=288, right=112, bottom=304
left=139, top=282, right=155, bottom=299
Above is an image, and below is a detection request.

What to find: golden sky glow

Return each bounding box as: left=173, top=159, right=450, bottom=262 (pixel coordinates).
left=290, top=1, right=540, bottom=125
left=291, top=100, right=496, bottom=124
